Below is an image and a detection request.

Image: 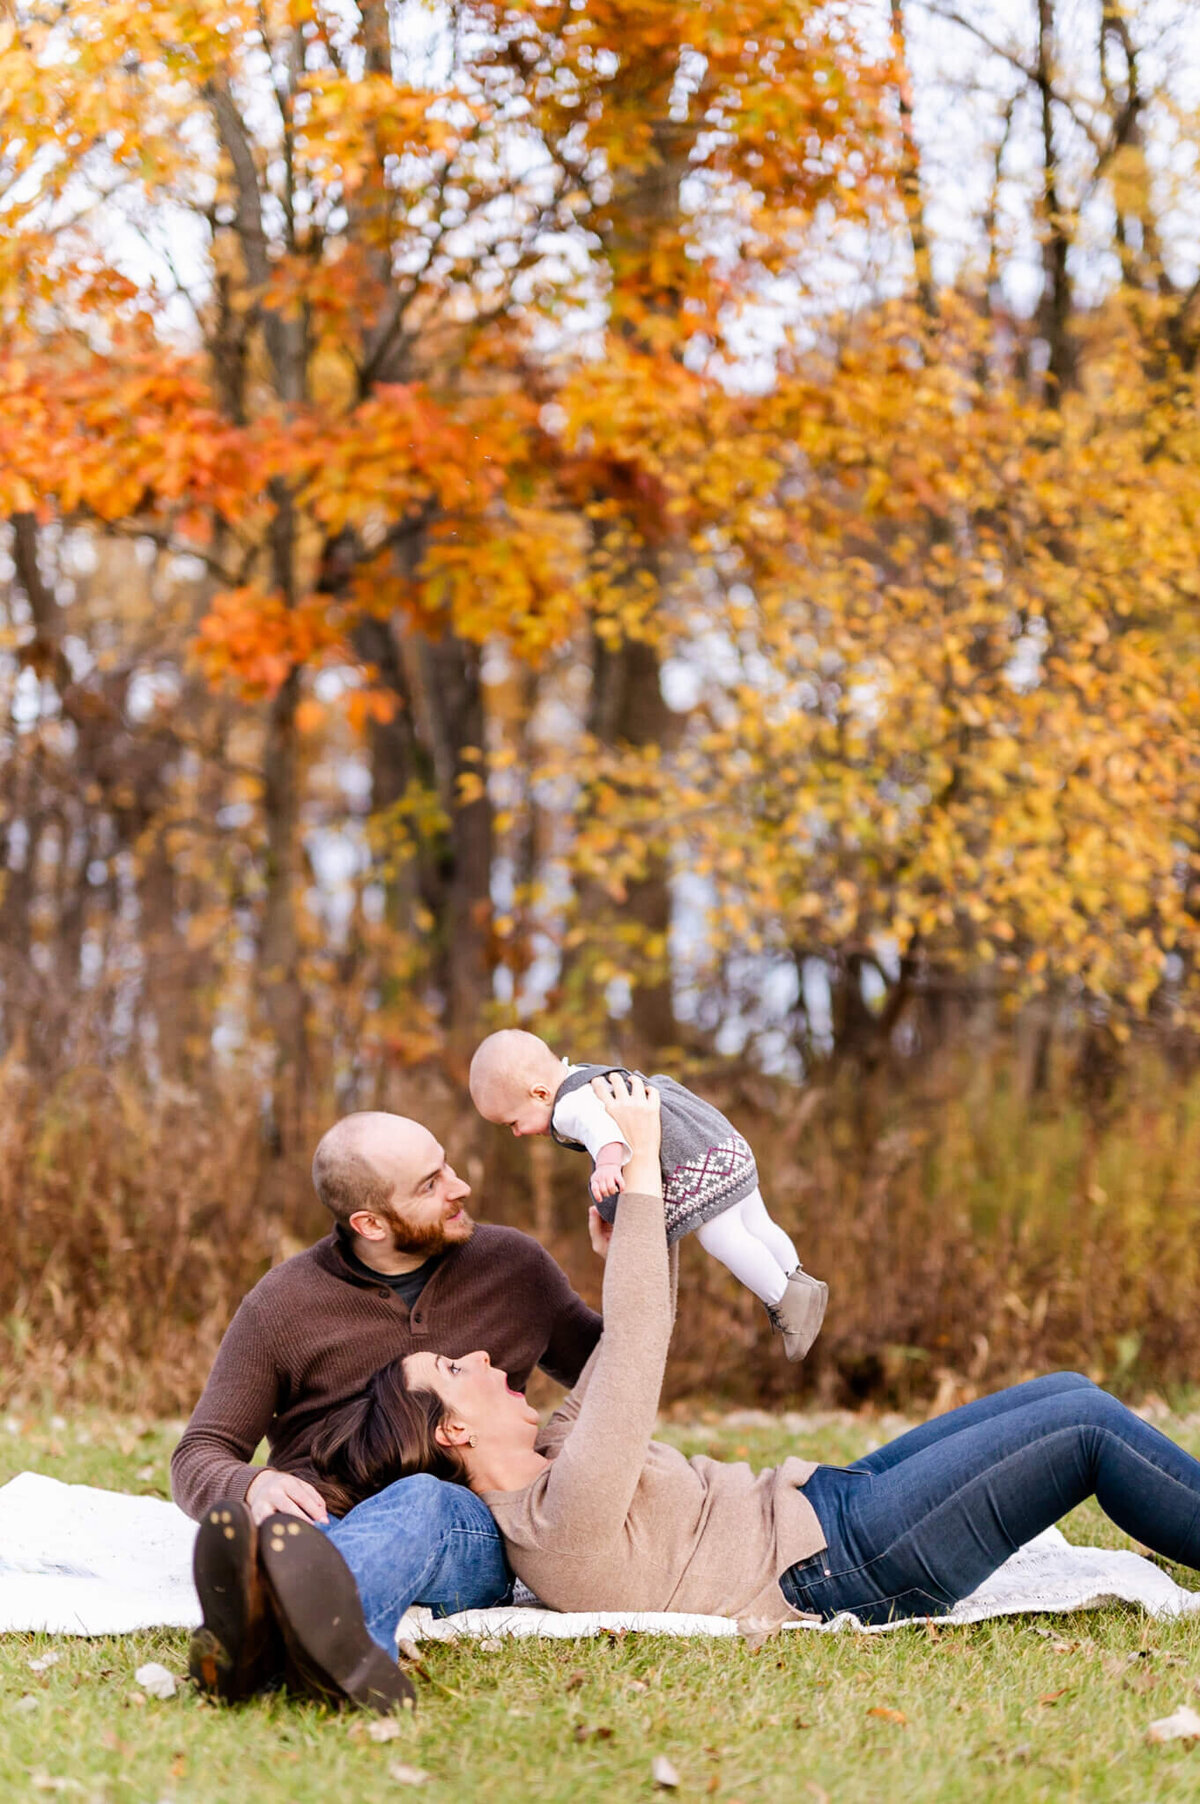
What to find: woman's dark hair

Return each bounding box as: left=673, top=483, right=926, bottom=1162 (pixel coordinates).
left=311, top=1357, right=470, bottom=1516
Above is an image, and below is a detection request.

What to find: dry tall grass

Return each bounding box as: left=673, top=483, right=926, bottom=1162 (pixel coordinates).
left=3, top=1038, right=1199, bottom=1414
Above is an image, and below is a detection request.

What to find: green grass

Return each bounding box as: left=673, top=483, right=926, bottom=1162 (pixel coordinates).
left=6, top=1409, right=1200, bottom=1801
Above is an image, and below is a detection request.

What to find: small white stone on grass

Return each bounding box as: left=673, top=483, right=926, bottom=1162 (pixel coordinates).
left=651, top=1754, right=680, bottom=1788
left=14, top=1693, right=39, bottom=1714
left=29, top=1652, right=59, bottom=1674
left=387, top=1761, right=429, bottom=1784
left=134, top=1662, right=177, bottom=1700
left=366, top=1717, right=405, bottom=1743
left=1147, top=1704, right=1200, bottom=1744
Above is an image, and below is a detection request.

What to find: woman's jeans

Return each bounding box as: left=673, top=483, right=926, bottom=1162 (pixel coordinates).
left=782, top=1372, right=1200, bottom=1625
left=320, top=1474, right=511, bottom=1653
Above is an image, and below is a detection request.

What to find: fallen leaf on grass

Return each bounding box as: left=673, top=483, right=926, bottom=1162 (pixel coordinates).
left=28, top=1652, right=59, bottom=1674
left=736, top=1617, right=780, bottom=1654
left=1147, top=1704, right=1200, bottom=1744
left=1038, top=1688, right=1071, bottom=1707
left=867, top=1706, right=907, bottom=1726
left=652, top=1754, right=680, bottom=1788
left=387, top=1762, right=429, bottom=1785
left=134, top=1662, right=177, bottom=1700
left=366, top=1717, right=405, bottom=1743
left=572, top=1724, right=613, bottom=1743
left=563, top=1669, right=587, bottom=1693
left=479, top=1637, right=503, bottom=1652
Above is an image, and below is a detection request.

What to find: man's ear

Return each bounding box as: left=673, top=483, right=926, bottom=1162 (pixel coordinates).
left=347, top=1208, right=388, bottom=1241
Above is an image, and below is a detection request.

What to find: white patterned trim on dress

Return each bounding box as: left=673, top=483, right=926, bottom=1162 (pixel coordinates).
left=664, top=1134, right=757, bottom=1236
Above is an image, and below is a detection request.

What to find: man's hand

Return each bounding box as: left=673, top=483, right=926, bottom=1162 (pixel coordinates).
left=245, top=1467, right=329, bottom=1526
left=589, top=1157, right=626, bottom=1202
left=587, top=1205, right=615, bottom=1261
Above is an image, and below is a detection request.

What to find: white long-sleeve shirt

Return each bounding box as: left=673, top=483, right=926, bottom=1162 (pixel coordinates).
left=551, top=1065, right=632, bottom=1165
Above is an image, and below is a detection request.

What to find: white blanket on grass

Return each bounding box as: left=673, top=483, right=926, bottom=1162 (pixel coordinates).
left=398, top=1528, right=1200, bottom=1643
left=0, top=1472, right=1197, bottom=1641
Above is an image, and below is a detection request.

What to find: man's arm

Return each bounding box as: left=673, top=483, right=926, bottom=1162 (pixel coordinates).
left=170, top=1295, right=325, bottom=1524
left=534, top=1241, right=603, bottom=1388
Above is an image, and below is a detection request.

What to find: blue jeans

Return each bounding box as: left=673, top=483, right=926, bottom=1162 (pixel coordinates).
left=782, top=1372, right=1200, bottom=1625
left=320, top=1474, right=512, bottom=1653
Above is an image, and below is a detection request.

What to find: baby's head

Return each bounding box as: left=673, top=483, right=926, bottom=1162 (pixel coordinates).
left=469, top=1030, right=563, bottom=1138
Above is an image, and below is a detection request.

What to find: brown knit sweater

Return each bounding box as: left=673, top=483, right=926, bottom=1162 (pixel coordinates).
left=483, top=1193, right=827, bottom=1623
left=171, top=1224, right=601, bottom=1520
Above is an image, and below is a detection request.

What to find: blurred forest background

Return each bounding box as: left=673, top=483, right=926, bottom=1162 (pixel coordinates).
left=2, top=0, right=1200, bottom=1411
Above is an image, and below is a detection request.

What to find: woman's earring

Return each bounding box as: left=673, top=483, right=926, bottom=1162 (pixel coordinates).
left=468, top=1434, right=478, bottom=1447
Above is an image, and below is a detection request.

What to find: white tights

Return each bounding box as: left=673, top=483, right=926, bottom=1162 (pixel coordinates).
left=694, top=1189, right=800, bottom=1307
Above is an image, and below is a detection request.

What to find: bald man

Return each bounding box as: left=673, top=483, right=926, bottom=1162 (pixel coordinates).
left=172, top=1110, right=600, bottom=1691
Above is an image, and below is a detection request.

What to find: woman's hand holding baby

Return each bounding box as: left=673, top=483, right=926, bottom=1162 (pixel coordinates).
left=590, top=1072, right=661, bottom=1196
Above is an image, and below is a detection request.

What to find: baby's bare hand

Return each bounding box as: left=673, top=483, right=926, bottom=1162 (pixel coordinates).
left=590, top=1163, right=625, bottom=1201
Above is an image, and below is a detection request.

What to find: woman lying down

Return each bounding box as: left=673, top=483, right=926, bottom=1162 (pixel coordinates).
left=311, top=1073, right=1200, bottom=1637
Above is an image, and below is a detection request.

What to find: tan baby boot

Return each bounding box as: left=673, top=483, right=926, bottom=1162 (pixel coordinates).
left=767, top=1268, right=829, bottom=1362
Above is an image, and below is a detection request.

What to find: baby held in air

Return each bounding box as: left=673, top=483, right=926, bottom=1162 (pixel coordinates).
left=468, top=1030, right=827, bottom=1361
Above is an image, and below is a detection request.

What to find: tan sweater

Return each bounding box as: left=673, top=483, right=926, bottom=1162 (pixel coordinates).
left=483, top=1193, right=827, bottom=1623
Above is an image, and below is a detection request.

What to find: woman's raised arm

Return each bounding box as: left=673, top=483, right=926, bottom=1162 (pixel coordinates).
left=530, top=1075, right=672, bottom=1539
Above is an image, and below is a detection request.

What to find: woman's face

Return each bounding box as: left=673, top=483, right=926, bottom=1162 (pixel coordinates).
left=402, top=1348, right=540, bottom=1446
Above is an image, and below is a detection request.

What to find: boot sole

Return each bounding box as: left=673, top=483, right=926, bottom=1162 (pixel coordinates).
left=190, top=1500, right=280, bottom=1702
left=258, top=1513, right=416, bottom=1715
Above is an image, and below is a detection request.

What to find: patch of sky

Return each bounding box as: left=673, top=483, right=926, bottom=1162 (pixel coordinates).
left=1007, top=613, right=1048, bottom=693
left=125, top=668, right=181, bottom=723
left=306, top=821, right=371, bottom=943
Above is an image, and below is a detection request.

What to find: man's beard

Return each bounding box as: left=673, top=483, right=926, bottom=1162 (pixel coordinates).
left=385, top=1205, right=474, bottom=1259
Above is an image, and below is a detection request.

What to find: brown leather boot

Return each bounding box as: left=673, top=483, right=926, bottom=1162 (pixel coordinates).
left=189, top=1499, right=284, bottom=1701
left=767, top=1267, right=829, bottom=1362
left=258, top=1513, right=416, bottom=1715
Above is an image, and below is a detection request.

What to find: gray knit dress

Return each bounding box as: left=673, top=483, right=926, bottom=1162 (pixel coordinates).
left=551, top=1065, right=758, bottom=1246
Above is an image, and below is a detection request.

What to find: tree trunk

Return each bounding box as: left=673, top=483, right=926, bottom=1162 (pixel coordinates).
left=1035, top=0, right=1075, bottom=395
left=580, top=629, right=677, bottom=1054
left=890, top=0, right=937, bottom=321
left=259, top=663, right=307, bottom=1154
